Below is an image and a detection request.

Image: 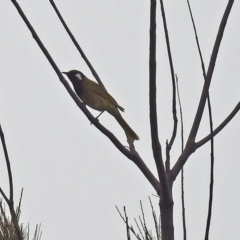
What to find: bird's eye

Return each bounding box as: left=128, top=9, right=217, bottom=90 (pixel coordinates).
left=75, top=73, right=82, bottom=81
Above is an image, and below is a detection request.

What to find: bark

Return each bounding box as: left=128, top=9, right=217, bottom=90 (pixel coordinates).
left=160, top=193, right=174, bottom=240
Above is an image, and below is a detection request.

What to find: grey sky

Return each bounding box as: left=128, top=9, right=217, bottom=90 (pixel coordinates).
left=1, top=1, right=240, bottom=239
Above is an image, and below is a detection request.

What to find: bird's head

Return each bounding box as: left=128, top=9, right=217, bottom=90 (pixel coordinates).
left=62, top=70, right=85, bottom=83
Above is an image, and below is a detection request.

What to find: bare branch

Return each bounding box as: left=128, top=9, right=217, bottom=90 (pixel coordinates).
left=149, top=197, right=161, bottom=240
left=115, top=206, right=141, bottom=240
left=49, top=0, right=105, bottom=89
left=196, top=101, right=240, bottom=149
left=187, top=0, right=234, bottom=143
left=159, top=0, right=178, bottom=168
left=205, top=141, right=214, bottom=239
left=176, top=75, right=187, bottom=240
left=186, top=0, right=215, bottom=235
left=181, top=169, right=187, bottom=240
left=134, top=218, right=144, bottom=239
left=0, top=125, right=14, bottom=212
left=33, top=224, right=42, bottom=240
left=149, top=0, right=168, bottom=199
left=171, top=0, right=234, bottom=180
left=0, top=188, right=9, bottom=205
left=0, top=125, right=23, bottom=240
left=186, top=0, right=206, bottom=79
left=132, top=152, right=161, bottom=195
left=140, top=201, right=150, bottom=239
left=176, top=75, right=184, bottom=154
left=123, top=207, right=131, bottom=240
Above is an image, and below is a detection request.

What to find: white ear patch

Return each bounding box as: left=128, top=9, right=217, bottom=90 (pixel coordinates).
left=75, top=73, right=82, bottom=80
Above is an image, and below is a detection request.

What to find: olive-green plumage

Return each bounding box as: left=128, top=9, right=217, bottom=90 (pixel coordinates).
left=63, top=70, right=139, bottom=142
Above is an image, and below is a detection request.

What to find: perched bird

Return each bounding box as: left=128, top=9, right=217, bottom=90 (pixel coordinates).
left=63, top=70, right=139, bottom=142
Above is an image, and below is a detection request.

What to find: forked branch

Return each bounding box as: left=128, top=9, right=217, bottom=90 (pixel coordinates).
left=187, top=0, right=234, bottom=144
left=171, top=0, right=235, bottom=180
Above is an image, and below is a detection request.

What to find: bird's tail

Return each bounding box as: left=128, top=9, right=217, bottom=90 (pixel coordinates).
left=115, top=114, right=139, bottom=143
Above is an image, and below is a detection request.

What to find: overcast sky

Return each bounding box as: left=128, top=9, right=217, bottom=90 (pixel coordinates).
left=0, top=1, right=240, bottom=239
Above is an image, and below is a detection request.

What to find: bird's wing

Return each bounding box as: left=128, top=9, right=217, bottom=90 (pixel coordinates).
left=86, top=80, right=125, bottom=112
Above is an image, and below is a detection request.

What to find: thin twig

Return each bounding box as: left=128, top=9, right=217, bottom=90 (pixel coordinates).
left=140, top=201, right=151, bottom=239
left=0, top=125, right=13, bottom=212
left=123, top=207, right=131, bottom=240
left=176, top=75, right=187, bottom=240
left=176, top=75, right=184, bottom=155
left=196, top=101, right=240, bottom=149
left=0, top=201, right=8, bottom=225
left=205, top=84, right=215, bottom=239
left=186, top=0, right=206, bottom=77
left=181, top=169, right=187, bottom=240
left=138, top=216, right=149, bottom=239
left=0, top=188, right=9, bottom=205
left=205, top=140, right=214, bottom=239
left=49, top=0, right=105, bottom=89
left=187, top=0, right=234, bottom=143
left=186, top=0, right=215, bottom=237
left=115, top=206, right=141, bottom=240
left=159, top=0, right=178, bottom=170
left=134, top=218, right=144, bottom=240
left=115, top=206, right=126, bottom=223
left=16, top=189, right=24, bottom=221
left=37, top=224, right=42, bottom=240
left=0, top=125, right=23, bottom=240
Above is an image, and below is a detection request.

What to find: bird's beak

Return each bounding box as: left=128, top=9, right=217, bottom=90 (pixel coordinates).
left=62, top=72, right=67, bottom=75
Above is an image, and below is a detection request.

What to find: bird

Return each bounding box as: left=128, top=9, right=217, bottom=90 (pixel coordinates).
left=62, top=70, right=139, bottom=142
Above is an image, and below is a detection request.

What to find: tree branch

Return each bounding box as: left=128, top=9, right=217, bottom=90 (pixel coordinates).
left=186, top=0, right=215, bottom=236
left=159, top=0, right=178, bottom=170
left=170, top=0, right=234, bottom=180
left=49, top=0, right=105, bottom=89
left=149, top=0, right=167, bottom=198
left=187, top=0, right=234, bottom=143
left=196, top=101, right=240, bottom=149
left=176, top=75, right=187, bottom=240
left=0, top=125, right=14, bottom=211
left=0, top=125, right=23, bottom=240
left=131, top=152, right=161, bottom=195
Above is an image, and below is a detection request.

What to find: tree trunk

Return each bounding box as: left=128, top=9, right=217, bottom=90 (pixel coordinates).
left=160, top=194, right=174, bottom=240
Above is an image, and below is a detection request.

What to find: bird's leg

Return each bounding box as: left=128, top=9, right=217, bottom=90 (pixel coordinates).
left=90, top=111, right=105, bottom=125
left=95, top=111, right=105, bottom=119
